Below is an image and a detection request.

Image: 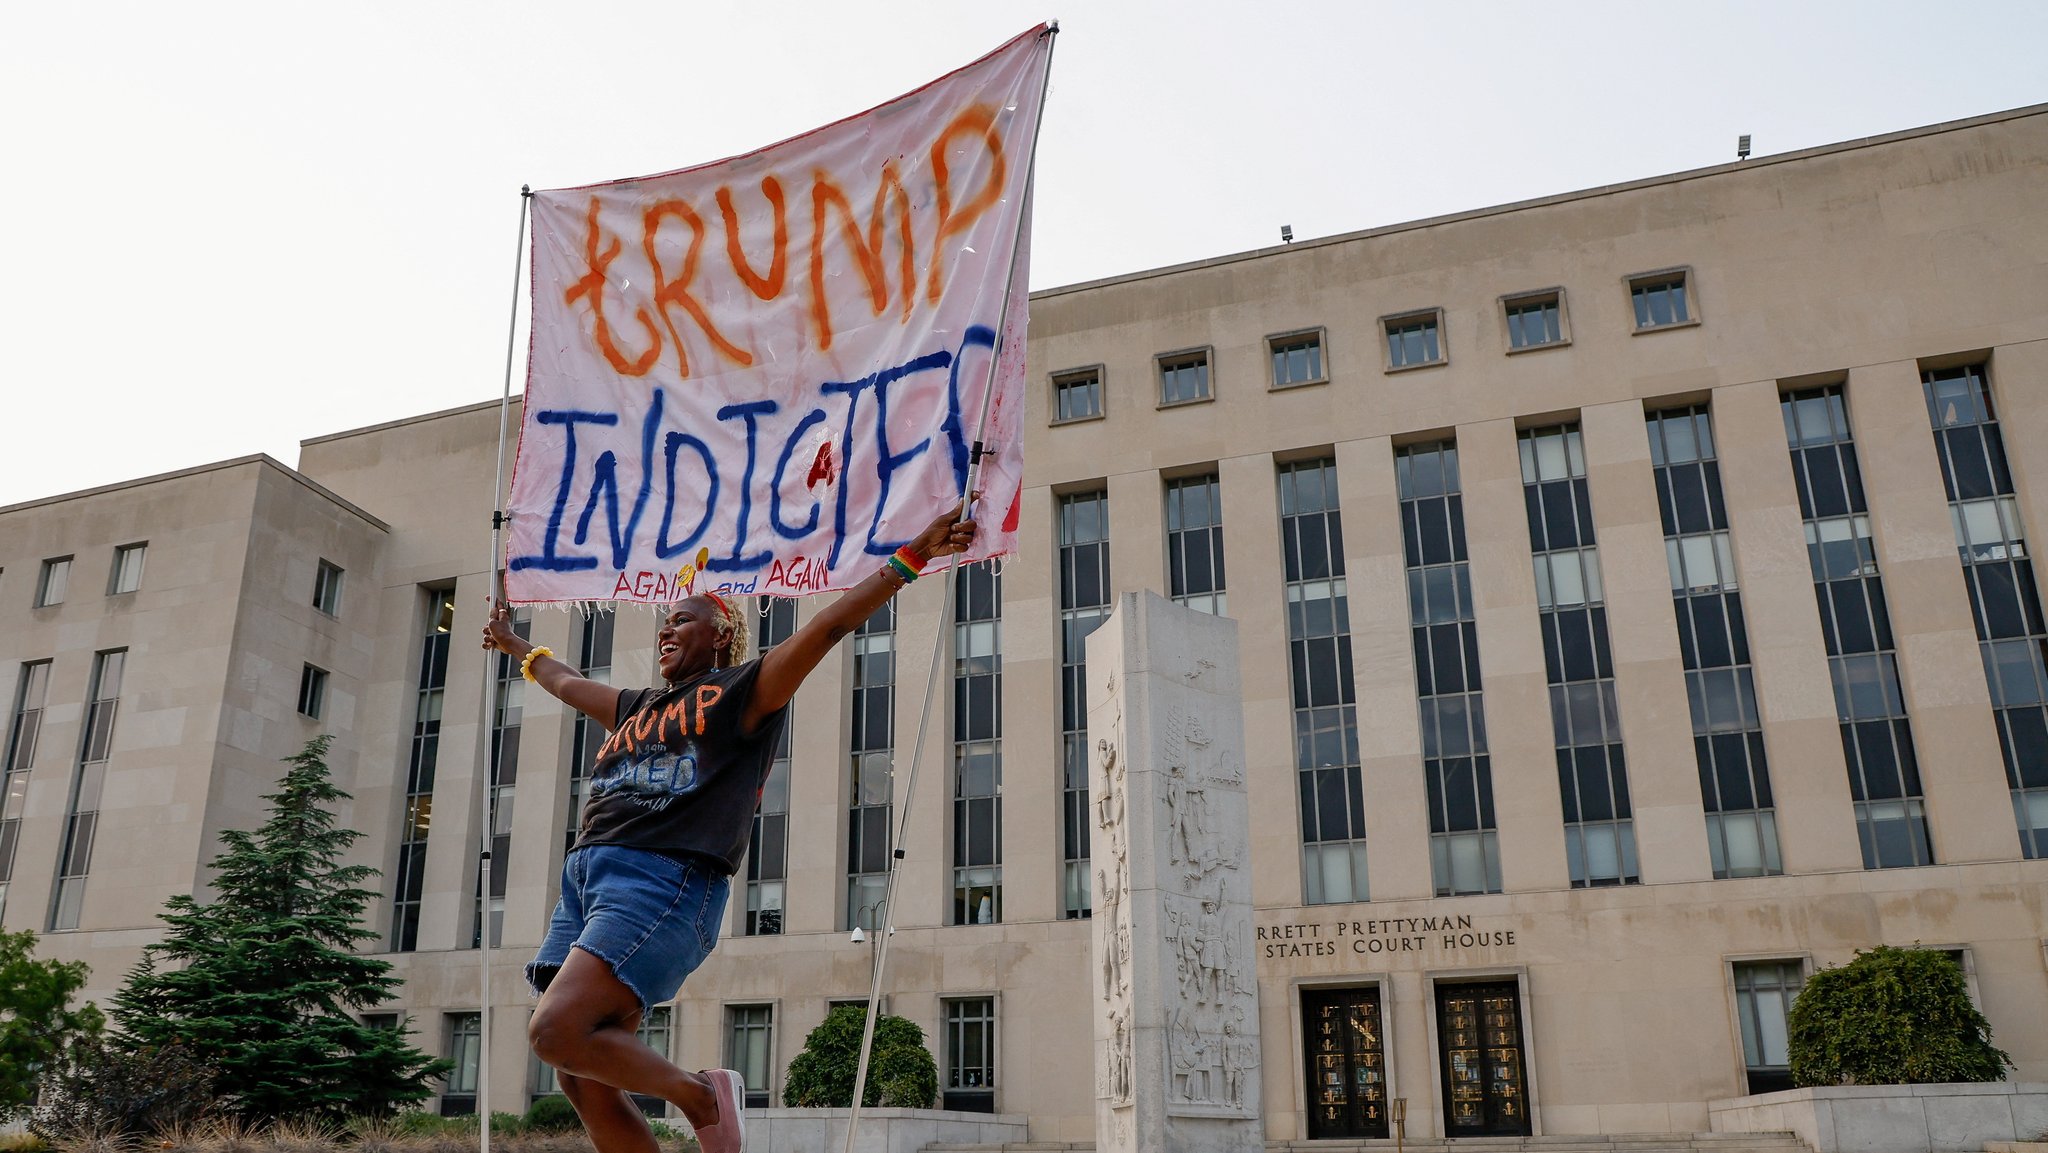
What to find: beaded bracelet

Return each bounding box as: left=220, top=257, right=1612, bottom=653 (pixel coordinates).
left=520, top=645, right=554, bottom=682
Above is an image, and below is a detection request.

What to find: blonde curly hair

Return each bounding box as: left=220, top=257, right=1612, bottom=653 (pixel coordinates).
left=705, top=591, right=751, bottom=666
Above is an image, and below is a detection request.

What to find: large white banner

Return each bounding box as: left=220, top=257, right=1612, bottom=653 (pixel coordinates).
left=506, top=26, right=1052, bottom=604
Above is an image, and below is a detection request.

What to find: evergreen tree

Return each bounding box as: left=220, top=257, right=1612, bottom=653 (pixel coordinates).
left=111, top=735, right=450, bottom=1121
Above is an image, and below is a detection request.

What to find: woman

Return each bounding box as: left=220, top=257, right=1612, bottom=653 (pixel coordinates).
left=483, top=502, right=979, bottom=1153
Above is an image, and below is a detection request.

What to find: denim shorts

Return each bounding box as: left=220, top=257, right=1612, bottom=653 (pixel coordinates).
left=527, top=844, right=729, bottom=1013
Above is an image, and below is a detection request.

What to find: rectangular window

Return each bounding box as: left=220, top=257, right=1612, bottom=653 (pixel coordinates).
left=1269, top=331, right=1325, bottom=387
left=1166, top=474, right=1227, bottom=616
left=1284, top=459, right=1368, bottom=905
left=1521, top=425, right=1638, bottom=888
left=1059, top=491, right=1111, bottom=917
left=474, top=607, right=529, bottom=949
left=1383, top=311, right=1444, bottom=369
left=745, top=599, right=795, bottom=935
left=108, top=544, right=146, bottom=595
left=943, top=997, right=997, bottom=1112
left=51, top=649, right=124, bottom=930
left=953, top=563, right=1002, bottom=925
left=1504, top=293, right=1565, bottom=350
left=297, top=665, right=328, bottom=720
left=441, top=1012, right=480, bottom=1115
left=725, top=1005, right=774, bottom=1109
left=35, top=558, right=70, bottom=608
left=1922, top=364, right=2048, bottom=858
left=1784, top=385, right=1932, bottom=869
left=1732, top=961, right=1803, bottom=1095
left=1157, top=350, right=1212, bottom=406
left=313, top=560, right=345, bottom=616
left=848, top=603, right=895, bottom=931
left=1053, top=368, right=1103, bottom=423
left=568, top=607, right=616, bottom=852
left=393, top=590, right=455, bottom=951
left=1631, top=271, right=1693, bottom=329
left=1398, top=442, right=1500, bottom=897
left=1652, top=404, right=1781, bottom=879
left=1, top=661, right=52, bottom=919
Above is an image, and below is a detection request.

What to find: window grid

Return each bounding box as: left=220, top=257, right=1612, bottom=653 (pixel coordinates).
left=1, top=661, right=52, bottom=919
left=474, top=608, right=528, bottom=948
left=1283, top=459, right=1368, bottom=905
left=1398, top=442, right=1499, bottom=897
left=51, top=649, right=124, bottom=931
left=567, top=608, right=616, bottom=853
left=1385, top=315, right=1442, bottom=368
left=35, top=557, right=70, bottom=608
left=1922, top=365, right=2048, bottom=858
left=1632, top=275, right=1691, bottom=328
left=298, top=664, right=328, bottom=720
left=953, top=564, right=1002, bottom=925
left=1054, top=370, right=1102, bottom=422
left=1158, top=352, right=1211, bottom=405
left=1520, top=426, right=1638, bottom=887
left=1732, top=960, right=1803, bottom=1095
left=1059, top=493, right=1111, bottom=918
left=442, top=1012, right=481, bottom=1115
left=745, top=599, right=795, bottom=935
left=1649, top=405, right=1783, bottom=879
left=109, top=543, right=146, bottom=595
left=314, top=560, right=345, bottom=616
left=1505, top=296, right=1563, bottom=349
left=1784, top=386, right=1933, bottom=869
left=1166, top=474, right=1227, bottom=616
left=847, top=603, right=896, bottom=931
left=1270, top=333, right=1325, bottom=387
left=726, top=1005, right=774, bottom=1109
left=944, top=997, right=997, bottom=1111
left=393, top=590, right=455, bottom=952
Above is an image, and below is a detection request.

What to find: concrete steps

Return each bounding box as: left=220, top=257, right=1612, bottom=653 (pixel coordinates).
left=926, top=1135, right=1811, bottom=1153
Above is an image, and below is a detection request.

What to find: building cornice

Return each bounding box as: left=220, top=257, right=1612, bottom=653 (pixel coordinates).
left=0, top=453, right=389, bottom=531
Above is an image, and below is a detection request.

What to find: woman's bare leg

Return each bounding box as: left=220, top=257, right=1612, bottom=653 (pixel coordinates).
left=557, top=1071, right=658, bottom=1153
left=529, top=947, right=720, bottom=1136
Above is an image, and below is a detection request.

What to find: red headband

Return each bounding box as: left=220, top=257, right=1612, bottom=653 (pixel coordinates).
left=701, top=590, right=730, bottom=618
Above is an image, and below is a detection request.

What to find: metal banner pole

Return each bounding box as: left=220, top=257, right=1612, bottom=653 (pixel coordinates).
left=478, top=184, right=531, bottom=1153
left=843, top=25, right=1058, bottom=1152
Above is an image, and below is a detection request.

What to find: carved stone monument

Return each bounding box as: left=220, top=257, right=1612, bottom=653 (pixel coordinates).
left=1090, top=591, right=1262, bottom=1153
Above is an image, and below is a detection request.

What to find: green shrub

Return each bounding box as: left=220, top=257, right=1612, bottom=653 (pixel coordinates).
left=522, top=1095, right=582, bottom=1133
left=1787, top=945, right=2011, bottom=1086
left=29, top=1039, right=215, bottom=1138
left=782, top=1005, right=936, bottom=1108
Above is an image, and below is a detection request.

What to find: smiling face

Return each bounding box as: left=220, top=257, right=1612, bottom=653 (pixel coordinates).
left=657, top=596, right=730, bottom=681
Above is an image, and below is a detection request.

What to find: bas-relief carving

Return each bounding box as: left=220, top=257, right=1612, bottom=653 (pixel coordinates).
left=1095, top=732, right=1134, bottom=1106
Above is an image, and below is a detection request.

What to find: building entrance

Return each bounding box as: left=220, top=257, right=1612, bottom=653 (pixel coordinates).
left=1436, top=981, right=1531, bottom=1136
left=1301, top=985, right=1389, bottom=1139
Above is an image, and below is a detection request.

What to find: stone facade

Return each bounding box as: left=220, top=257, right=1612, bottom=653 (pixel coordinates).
left=1, top=104, right=2045, bottom=1140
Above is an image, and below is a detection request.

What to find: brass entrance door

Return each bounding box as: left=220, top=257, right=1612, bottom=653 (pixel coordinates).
left=1302, top=986, right=1389, bottom=1139
left=1436, top=981, right=1531, bottom=1137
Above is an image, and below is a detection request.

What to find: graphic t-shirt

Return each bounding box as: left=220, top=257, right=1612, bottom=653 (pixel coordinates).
left=573, top=659, right=787, bottom=875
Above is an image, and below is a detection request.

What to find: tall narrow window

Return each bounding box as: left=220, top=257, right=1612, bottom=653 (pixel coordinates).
left=35, top=558, right=70, bottom=608
left=51, top=649, right=124, bottom=930
left=442, top=1012, right=481, bottom=1116
left=1, top=662, right=52, bottom=921
left=108, top=544, right=146, bottom=595
left=1923, top=365, right=2048, bottom=857
left=1784, top=386, right=1933, bottom=868
left=393, top=590, right=455, bottom=952
left=298, top=665, right=328, bottom=720
left=953, top=564, right=1002, bottom=925
left=744, top=599, right=795, bottom=935
left=1167, top=474, right=1227, bottom=616
left=847, top=604, right=895, bottom=931
left=313, top=560, right=345, bottom=616
left=1649, top=405, right=1782, bottom=878
left=1520, top=425, right=1638, bottom=887
left=566, top=607, right=616, bottom=852
left=1059, top=491, right=1111, bottom=917
left=1284, top=458, right=1367, bottom=904
left=474, top=608, right=529, bottom=948
left=725, top=1005, right=774, bottom=1109
left=943, top=997, right=997, bottom=1112
left=1732, top=961, right=1803, bottom=1095
left=1398, top=442, right=1501, bottom=897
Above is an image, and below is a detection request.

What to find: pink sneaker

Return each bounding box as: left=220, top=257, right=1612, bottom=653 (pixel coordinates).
left=693, top=1068, right=746, bottom=1153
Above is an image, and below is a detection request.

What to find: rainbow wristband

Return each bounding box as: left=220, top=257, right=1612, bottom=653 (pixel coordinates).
left=885, top=555, right=919, bottom=584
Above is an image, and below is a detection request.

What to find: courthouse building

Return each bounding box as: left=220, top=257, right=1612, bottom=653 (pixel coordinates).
left=3, top=104, right=2046, bottom=1141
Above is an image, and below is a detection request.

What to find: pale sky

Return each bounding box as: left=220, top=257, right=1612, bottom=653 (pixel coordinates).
left=3, top=0, right=2043, bottom=506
